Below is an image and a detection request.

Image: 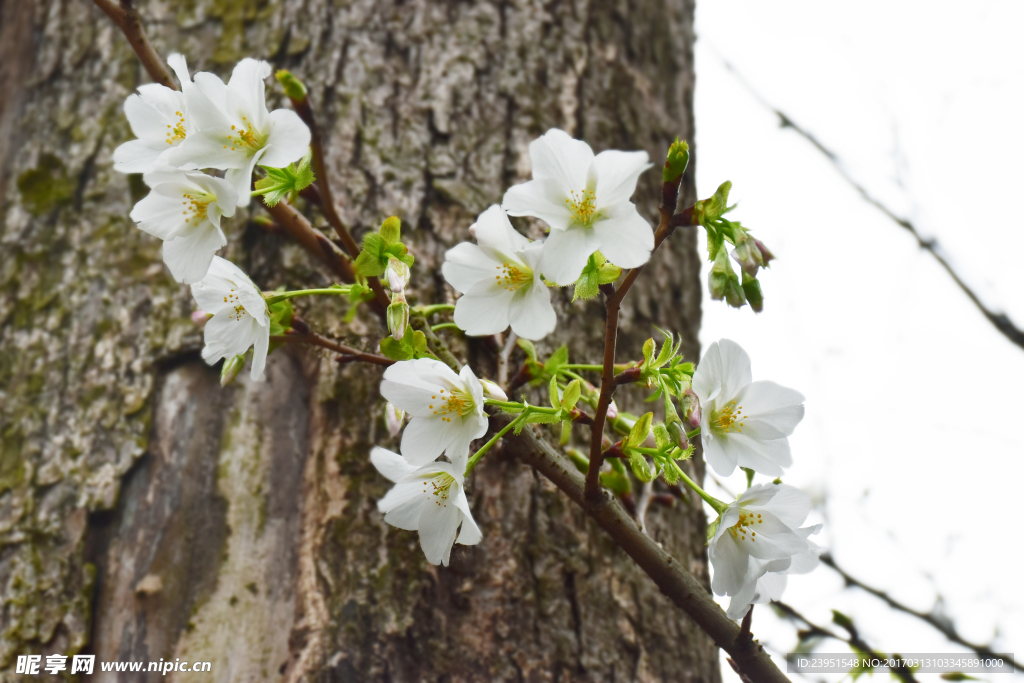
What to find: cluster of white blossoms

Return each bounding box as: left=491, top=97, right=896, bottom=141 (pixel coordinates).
left=440, top=129, right=655, bottom=341
left=692, top=339, right=820, bottom=618
left=113, top=54, right=312, bottom=380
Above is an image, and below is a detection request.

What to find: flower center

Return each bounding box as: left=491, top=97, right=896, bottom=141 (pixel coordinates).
left=565, top=188, right=600, bottom=227
left=180, top=191, right=213, bottom=225
left=494, top=261, right=533, bottom=291
left=428, top=387, right=476, bottom=423
left=222, top=116, right=266, bottom=154
left=727, top=509, right=763, bottom=542
left=220, top=288, right=250, bottom=321
left=423, top=473, right=455, bottom=507
left=165, top=111, right=187, bottom=145
left=710, top=400, right=746, bottom=435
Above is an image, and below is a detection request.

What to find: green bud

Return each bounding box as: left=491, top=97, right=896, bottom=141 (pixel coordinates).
left=731, top=233, right=762, bottom=277
left=709, top=247, right=745, bottom=308
left=387, top=298, right=409, bottom=340
left=596, top=262, right=622, bottom=284
left=380, top=216, right=402, bottom=245
left=275, top=70, right=308, bottom=101
left=220, top=355, right=246, bottom=387
left=662, top=138, right=690, bottom=183
left=741, top=271, right=763, bottom=313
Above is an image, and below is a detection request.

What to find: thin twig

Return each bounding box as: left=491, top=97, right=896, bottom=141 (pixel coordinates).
left=634, top=480, right=653, bottom=535
left=283, top=88, right=390, bottom=311
left=92, top=0, right=175, bottom=89
left=772, top=600, right=920, bottom=683
left=820, top=555, right=1021, bottom=671
left=497, top=332, right=518, bottom=387
left=270, top=332, right=393, bottom=367
left=716, top=55, right=1024, bottom=351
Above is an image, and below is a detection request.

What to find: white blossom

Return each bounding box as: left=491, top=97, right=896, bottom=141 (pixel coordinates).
left=442, top=205, right=556, bottom=340
left=112, top=55, right=195, bottom=173
left=190, top=256, right=270, bottom=381
left=130, top=168, right=238, bottom=284
left=371, top=447, right=482, bottom=566
left=691, top=339, right=805, bottom=477
left=170, top=58, right=310, bottom=207
left=708, top=483, right=821, bottom=619
left=379, top=359, right=488, bottom=470
left=502, top=128, right=654, bottom=285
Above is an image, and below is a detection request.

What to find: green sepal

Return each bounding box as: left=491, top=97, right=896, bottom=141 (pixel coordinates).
left=597, top=262, right=622, bottom=284
left=573, top=252, right=607, bottom=301
left=627, top=449, right=653, bottom=482
left=742, top=467, right=755, bottom=488
left=663, top=138, right=690, bottom=183
left=267, top=299, right=293, bottom=336
left=706, top=517, right=720, bottom=543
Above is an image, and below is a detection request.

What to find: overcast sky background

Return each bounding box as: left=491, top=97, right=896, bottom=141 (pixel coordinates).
left=690, top=1, right=1024, bottom=680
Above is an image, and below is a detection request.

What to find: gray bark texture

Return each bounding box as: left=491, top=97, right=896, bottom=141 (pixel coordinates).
left=0, top=0, right=716, bottom=681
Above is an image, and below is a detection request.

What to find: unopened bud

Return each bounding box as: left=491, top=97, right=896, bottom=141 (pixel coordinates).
left=753, top=239, right=774, bottom=268
left=275, top=70, right=308, bottom=101
left=387, top=294, right=409, bottom=340
left=742, top=271, right=764, bottom=313
left=663, top=138, right=690, bottom=183
left=480, top=379, right=508, bottom=402
left=191, top=310, right=211, bottom=327
left=385, top=256, right=411, bottom=292
left=220, top=355, right=246, bottom=387
left=730, top=234, right=762, bottom=277
left=680, top=388, right=701, bottom=429
left=385, top=402, right=405, bottom=437
left=709, top=248, right=745, bottom=307
left=606, top=398, right=619, bottom=420
left=668, top=421, right=688, bottom=450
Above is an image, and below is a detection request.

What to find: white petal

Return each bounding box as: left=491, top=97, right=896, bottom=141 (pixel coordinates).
left=185, top=72, right=231, bottom=132
left=250, top=322, right=269, bottom=381
left=502, top=178, right=574, bottom=231
left=123, top=90, right=174, bottom=140
left=201, top=312, right=261, bottom=365
left=226, top=147, right=267, bottom=207
left=594, top=149, right=652, bottom=207
left=732, top=381, right=805, bottom=439
left=370, top=447, right=419, bottom=484
left=113, top=138, right=167, bottom=174
left=170, top=130, right=249, bottom=170
left=400, top=416, right=459, bottom=465
left=742, top=512, right=811, bottom=561
left=757, top=484, right=811, bottom=529
left=442, top=242, right=498, bottom=294
left=592, top=203, right=654, bottom=269
left=473, top=204, right=531, bottom=254
left=702, top=433, right=741, bottom=476
left=418, top=494, right=461, bottom=565
left=692, top=339, right=753, bottom=405
left=712, top=432, right=791, bottom=477
left=508, top=282, right=556, bottom=340
left=130, top=190, right=188, bottom=240
left=453, top=488, right=482, bottom=546
left=167, top=53, right=190, bottom=88
left=453, top=283, right=514, bottom=336
left=260, top=109, right=311, bottom=168
left=378, top=481, right=427, bottom=530
left=187, top=173, right=239, bottom=215
left=460, top=367, right=486, bottom=418
left=227, top=58, right=271, bottom=129
left=538, top=225, right=601, bottom=286
left=529, top=128, right=594, bottom=192
left=162, top=224, right=226, bottom=284
left=710, top=533, right=751, bottom=596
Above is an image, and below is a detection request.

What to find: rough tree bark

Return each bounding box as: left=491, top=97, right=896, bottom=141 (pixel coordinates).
left=0, top=1, right=714, bottom=681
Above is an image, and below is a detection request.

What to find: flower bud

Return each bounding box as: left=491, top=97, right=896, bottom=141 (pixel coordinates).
left=387, top=293, right=409, bottom=341
left=680, top=388, right=701, bottom=429
left=385, top=256, right=411, bottom=293
left=480, top=379, right=508, bottom=402
left=662, top=138, right=690, bottom=183
left=668, top=421, right=688, bottom=450
left=220, top=354, right=246, bottom=387
left=385, top=402, right=405, bottom=437
left=709, top=247, right=745, bottom=307
left=191, top=310, right=211, bottom=327
left=753, top=239, right=775, bottom=268
left=730, top=234, right=762, bottom=277
left=606, top=398, right=619, bottom=420
left=275, top=70, right=308, bottom=101
left=741, top=271, right=764, bottom=313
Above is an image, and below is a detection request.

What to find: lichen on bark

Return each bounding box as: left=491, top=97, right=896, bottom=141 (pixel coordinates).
left=0, top=0, right=715, bottom=681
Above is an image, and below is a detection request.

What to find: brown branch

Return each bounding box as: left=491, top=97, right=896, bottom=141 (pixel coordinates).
left=584, top=194, right=696, bottom=500
left=283, top=88, right=391, bottom=313
left=270, top=332, right=393, bottom=367
left=717, top=56, right=1024, bottom=352
left=820, top=555, right=1022, bottom=671
left=506, top=422, right=791, bottom=683
left=92, top=0, right=175, bottom=89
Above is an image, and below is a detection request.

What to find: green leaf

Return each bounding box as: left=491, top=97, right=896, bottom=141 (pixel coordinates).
left=255, top=157, right=315, bottom=207
left=627, top=450, right=653, bottom=482
left=543, top=345, right=569, bottom=375
left=267, top=299, right=293, bottom=336
left=561, top=379, right=582, bottom=411
left=380, top=335, right=414, bottom=361
left=517, top=338, right=539, bottom=362
left=627, top=412, right=654, bottom=449
left=354, top=232, right=387, bottom=277
left=641, top=338, right=655, bottom=366
left=548, top=377, right=561, bottom=410
left=832, top=610, right=856, bottom=635
left=653, top=423, right=670, bottom=450
left=379, top=216, right=401, bottom=245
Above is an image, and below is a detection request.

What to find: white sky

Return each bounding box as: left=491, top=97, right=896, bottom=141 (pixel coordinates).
left=692, top=1, right=1024, bottom=680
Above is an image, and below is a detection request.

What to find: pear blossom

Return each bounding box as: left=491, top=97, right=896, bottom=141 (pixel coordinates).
left=691, top=339, right=804, bottom=477
left=379, top=359, right=488, bottom=470
left=170, top=58, right=311, bottom=207
left=371, top=448, right=482, bottom=566
left=502, top=128, right=654, bottom=285
left=190, top=256, right=270, bottom=381
left=112, top=54, right=195, bottom=173
left=130, top=168, right=238, bottom=284
left=442, top=205, right=556, bottom=340
left=708, top=483, right=821, bottom=618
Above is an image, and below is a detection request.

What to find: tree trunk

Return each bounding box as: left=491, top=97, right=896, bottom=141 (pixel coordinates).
left=0, top=0, right=715, bottom=681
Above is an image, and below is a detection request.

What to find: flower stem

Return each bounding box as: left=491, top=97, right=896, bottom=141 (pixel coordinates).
left=430, top=322, right=460, bottom=332
left=686, top=426, right=701, bottom=439
left=414, top=303, right=455, bottom=316
left=674, top=464, right=727, bottom=514
left=263, top=287, right=352, bottom=305
left=465, top=413, right=527, bottom=475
